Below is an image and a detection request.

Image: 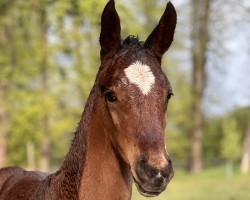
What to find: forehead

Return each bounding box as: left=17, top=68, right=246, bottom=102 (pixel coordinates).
left=100, top=38, right=170, bottom=92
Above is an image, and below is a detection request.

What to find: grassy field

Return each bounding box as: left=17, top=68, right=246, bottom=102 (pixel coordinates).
left=132, top=166, right=250, bottom=200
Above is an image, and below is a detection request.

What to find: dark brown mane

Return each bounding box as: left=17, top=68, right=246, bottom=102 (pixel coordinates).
left=122, top=36, right=144, bottom=48
left=120, top=36, right=148, bottom=57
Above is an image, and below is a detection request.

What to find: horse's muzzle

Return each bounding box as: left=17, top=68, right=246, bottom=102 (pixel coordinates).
left=134, top=156, right=174, bottom=197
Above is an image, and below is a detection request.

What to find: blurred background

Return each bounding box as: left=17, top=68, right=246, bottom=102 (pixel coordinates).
left=0, top=0, right=249, bottom=199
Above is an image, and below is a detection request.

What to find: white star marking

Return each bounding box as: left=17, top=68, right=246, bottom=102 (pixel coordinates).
left=124, top=61, right=155, bottom=95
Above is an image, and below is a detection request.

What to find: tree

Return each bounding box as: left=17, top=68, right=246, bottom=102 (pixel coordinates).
left=241, top=122, right=250, bottom=174
left=221, top=118, right=241, bottom=177
left=0, top=0, right=116, bottom=170
left=229, top=107, right=250, bottom=174
left=189, top=0, right=212, bottom=173
left=203, top=116, right=223, bottom=165
left=0, top=0, right=17, bottom=167
left=0, top=107, right=10, bottom=167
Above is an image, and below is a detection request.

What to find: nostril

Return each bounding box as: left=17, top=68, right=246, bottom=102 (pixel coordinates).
left=161, top=167, right=172, bottom=179
left=148, top=168, right=158, bottom=178
left=161, top=165, right=174, bottom=181
left=161, top=169, right=169, bottom=179
left=154, top=176, right=164, bottom=187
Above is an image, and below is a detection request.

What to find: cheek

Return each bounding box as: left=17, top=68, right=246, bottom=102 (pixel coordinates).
left=109, top=110, right=139, bottom=164
left=109, top=110, right=134, bottom=141
left=109, top=110, right=120, bottom=128
left=109, top=108, right=134, bottom=131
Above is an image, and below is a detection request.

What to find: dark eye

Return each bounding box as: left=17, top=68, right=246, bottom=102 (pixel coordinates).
left=167, top=92, right=173, bottom=101
left=105, top=91, right=117, bottom=102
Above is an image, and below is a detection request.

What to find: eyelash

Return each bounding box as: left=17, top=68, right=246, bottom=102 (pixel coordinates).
left=167, top=92, right=173, bottom=101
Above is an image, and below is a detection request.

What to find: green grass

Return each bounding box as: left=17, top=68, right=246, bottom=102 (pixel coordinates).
left=132, top=166, right=250, bottom=200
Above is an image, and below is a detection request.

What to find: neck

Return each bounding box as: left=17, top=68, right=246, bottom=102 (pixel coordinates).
left=53, top=84, right=132, bottom=199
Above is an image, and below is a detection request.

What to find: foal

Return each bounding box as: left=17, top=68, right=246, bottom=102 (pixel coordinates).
left=0, top=1, right=177, bottom=199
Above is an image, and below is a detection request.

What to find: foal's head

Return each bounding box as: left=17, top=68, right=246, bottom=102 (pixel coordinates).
left=98, top=0, right=176, bottom=197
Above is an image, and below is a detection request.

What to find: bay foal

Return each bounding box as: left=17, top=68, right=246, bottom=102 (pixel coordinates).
left=0, top=1, right=177, bottom=199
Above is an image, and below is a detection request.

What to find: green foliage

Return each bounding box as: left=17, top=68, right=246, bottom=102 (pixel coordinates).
left=221, top=118, right=241, bottom=162
left=231, top=106, right=250, bottom=140
left=203, top=107, right=250, bottom=167
left=8, top=97, right=42, bottom=166
left=0, top=0, right=97, bottom=168
left=203, top=117, right=223, bottom=161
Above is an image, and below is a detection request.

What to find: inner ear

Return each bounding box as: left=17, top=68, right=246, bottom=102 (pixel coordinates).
left=100, top=0, right=121, bottom=61
left=145, top=2, right=177, bottom=62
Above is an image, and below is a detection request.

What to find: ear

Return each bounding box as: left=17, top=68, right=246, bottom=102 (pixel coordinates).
left=145, top=2, right=177, bottom=62
left=100, top=0, right=121, bottom=61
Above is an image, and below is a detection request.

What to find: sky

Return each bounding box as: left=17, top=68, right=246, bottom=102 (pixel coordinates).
left=205, top=34, right=250, bottom=116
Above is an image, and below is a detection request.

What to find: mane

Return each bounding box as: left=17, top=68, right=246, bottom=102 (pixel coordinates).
left=122, top=36, right=144, bottom=49
left=119, top=36, right=150, bottom=59
left=123, top=35, right=144, bottom=45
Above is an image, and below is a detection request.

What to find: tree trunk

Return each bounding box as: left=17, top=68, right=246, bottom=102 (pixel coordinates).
left=39, top=5, right=50, bottom=172
left=189, top=0, right=211, bottom=173
left=240, top=122, right=250, bottom=174
left=0, top=22, right=16, bottom=168
left=0, top=108, right=10, bottom=167
left=27, top=141, right=36, bottom=170
left=226, top=159, right=233, bottom=178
